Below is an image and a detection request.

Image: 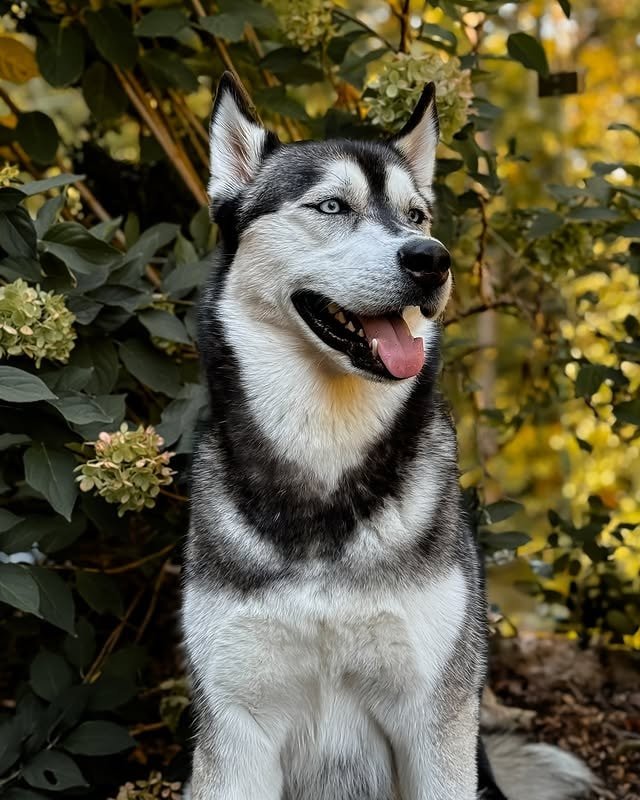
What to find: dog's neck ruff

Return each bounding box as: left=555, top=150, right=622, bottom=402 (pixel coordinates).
left=217, top=283, right=438, bottom=486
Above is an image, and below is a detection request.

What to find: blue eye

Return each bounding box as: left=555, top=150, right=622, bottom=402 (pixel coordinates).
left=408, top=208, right=426, bottom=224
left=318, top=199, right=346, bottom=214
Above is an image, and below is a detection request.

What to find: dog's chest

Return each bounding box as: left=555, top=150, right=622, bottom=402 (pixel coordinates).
left=184, top=566, right=468, bottom=715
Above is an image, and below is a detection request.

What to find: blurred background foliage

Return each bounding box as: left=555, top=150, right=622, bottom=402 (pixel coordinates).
left=0, top=0, right=638, bottom=796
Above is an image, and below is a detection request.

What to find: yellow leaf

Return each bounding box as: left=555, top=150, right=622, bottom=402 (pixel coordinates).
left=0, top=37, right=39, bottom=84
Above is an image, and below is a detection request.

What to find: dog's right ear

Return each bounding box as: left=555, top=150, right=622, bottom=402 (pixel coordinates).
left=208, top=72, right=278, bottom=207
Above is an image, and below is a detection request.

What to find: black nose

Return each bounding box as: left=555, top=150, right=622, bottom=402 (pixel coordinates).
left=398, top=239, right=451, bottom=290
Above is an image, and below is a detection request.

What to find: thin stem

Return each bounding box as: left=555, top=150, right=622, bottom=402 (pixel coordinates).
left=85, top=587, right=145, bottom=682
left=333, top=8, right=398, bottom=52
left=444, top=298, right=517, bottom=326
left=114, top=67, right=207, bottom=206
left=399, top=0, right=412, bottom=53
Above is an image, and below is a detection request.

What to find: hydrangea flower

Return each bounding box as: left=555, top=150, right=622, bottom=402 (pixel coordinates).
left=265, top=0, right=335, bottom=51
left=367, top=52, right=473, bottom=142
left=76, top=424, right=175, bottom=516
left=0, top=163, right=20, bottom=186
left=111, top=772, right=182, bottom=800
left=0, top=279, right=76, bottom=367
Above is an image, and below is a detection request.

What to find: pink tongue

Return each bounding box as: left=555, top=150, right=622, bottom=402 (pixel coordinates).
left=360, top=314, right=424, bottom=379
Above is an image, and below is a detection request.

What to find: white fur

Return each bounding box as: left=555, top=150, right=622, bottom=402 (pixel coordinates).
left=393, top=97, right=439, bottom=193
left=184, top=566, right=471, bottom=800
left=484, top=732, right=596, bottom=800
left=208, top=90, right=267, bottom=204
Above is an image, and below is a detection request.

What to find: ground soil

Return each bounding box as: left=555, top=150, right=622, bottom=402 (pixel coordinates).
left=489, top=635, right=640, bottom=800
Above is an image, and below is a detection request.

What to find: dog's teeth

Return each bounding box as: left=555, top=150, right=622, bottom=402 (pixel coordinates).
left=335, top=311, right=346, bottom=324
left=371, top=338, right=379, bottom=358
left=328, top=302, right=339, bottom=314
left=357, top=329, right=365, bottom=338
left=346, top=321, right=356, bottom=332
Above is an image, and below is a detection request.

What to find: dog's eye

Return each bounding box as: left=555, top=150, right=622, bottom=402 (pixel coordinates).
left=408, top=208, right=426, bottom=224
left=318, top=199, right=347, bottom=215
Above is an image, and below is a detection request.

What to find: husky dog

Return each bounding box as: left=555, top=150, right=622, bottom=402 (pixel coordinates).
left=183, top=72, right=594, bottom=800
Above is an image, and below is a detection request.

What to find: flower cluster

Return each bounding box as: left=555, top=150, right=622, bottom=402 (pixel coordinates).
left=367, top=52, right=472, bottom=141
left=0, top=162, right=20, bottom=186
left=111, top=773, right=182, bottom=800
left=0, top=279, right=76, bottom=366
left=266, top=0, right=335, bottom=51
left=76, top=424, right=175, bottom=516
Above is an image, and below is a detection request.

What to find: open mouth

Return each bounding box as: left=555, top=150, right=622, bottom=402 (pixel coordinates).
left=291, top=291, right=425, bottom=380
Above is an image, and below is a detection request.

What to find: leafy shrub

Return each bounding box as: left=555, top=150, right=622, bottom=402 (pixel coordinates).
left=0, top=0, right=638, bottom=794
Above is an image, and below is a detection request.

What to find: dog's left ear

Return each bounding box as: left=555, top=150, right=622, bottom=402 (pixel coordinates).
left=208, top=71, right=279, bottom=207
left=389, top=82, right=439, bottom=193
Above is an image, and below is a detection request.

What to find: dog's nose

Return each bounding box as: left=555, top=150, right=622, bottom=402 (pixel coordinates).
left=398, top=239, right=451, bottom=290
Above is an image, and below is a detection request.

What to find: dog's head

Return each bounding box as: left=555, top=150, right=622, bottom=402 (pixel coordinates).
left=208, top=72, right=452, bottom=382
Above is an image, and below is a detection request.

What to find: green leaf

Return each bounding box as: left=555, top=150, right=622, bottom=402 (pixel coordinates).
left=139, top=309, right=191, bottom=344
left=37, top=24, right=85, bottom=87
left=23, top=750, right=88, bottom=792
left=82, top=61, right=128, bottom=122
left=42, top=366, right=94, bottom=393
left=16, top=112, right=59, bottom=164
left=164, top=259, right=209, bottom=295
left=0, top=508, right=24, bottom=532
left=30, top=566, right=75, bottom=633
left=484, top=530, right=532, bottom=550
left=485, top=500, right=525, bottom=523
left=64, top=617, right=96, bottom=669
left=88, top=674, right=136, bottom=711
left=614, top=398, right=640, bottom=425
left=199, top=14, right=245, bottom=41
left=421, top=23, right=457, bottom=51
left=49, top=392, right=114, bottom=425
left=135, top=8, right=189, bottom=37
left=575, top=364, right=621, bottom=397
left=35, top=195, right=64, bottom=237
left=157, top=382, right=207, bottom=451
left=0, top=367, right=57, bottom=403
left=620, top=220, right=640, bottom=237
left=30, top=651, right=74, bottom=701
left=127, top=222, right=180, bottom=264
left=606, top=609, right=636, bottom=635
left=567, top=206, right=621, bottom=222
left=4, top=789, right=49, bottom=800
left=140, top=49, right=199, bottom=92
left=0, top=206, right=38, bottom=258
left=119, top=339, right=181, bottom=396
left=23, top=443, right=78, bottom=521
left=0, top=563, right=40, bottom=616
left=526, top=211, right=563, bottom=239
left=254, top=86, right=308, bottom=120
left=20, top=173, right=85, bottom=196
left=221, top=0, right=275, bottom=27
left=507, top=32, right=549, bottom=77
left=64, top=720, right=134, bottom=755
left=86, top=7, right=138, bottom=69
left=558, top=0, right=571, bottom=18
left=0, top=186, right=26, bottom=210
left=76, top=571, right=123, bottom=617
left=72, top=339, right=120, bottom=395
left=42, top=222, right=121, bottom=275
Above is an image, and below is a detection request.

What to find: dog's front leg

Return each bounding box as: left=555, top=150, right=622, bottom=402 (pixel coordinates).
left=378, top=693, right=479, bottom=800
left=191, top=704, right=283, bottom=800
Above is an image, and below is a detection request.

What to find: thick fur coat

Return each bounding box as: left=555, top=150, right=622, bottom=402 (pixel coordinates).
left=182, top=72, right=594, bottom=800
